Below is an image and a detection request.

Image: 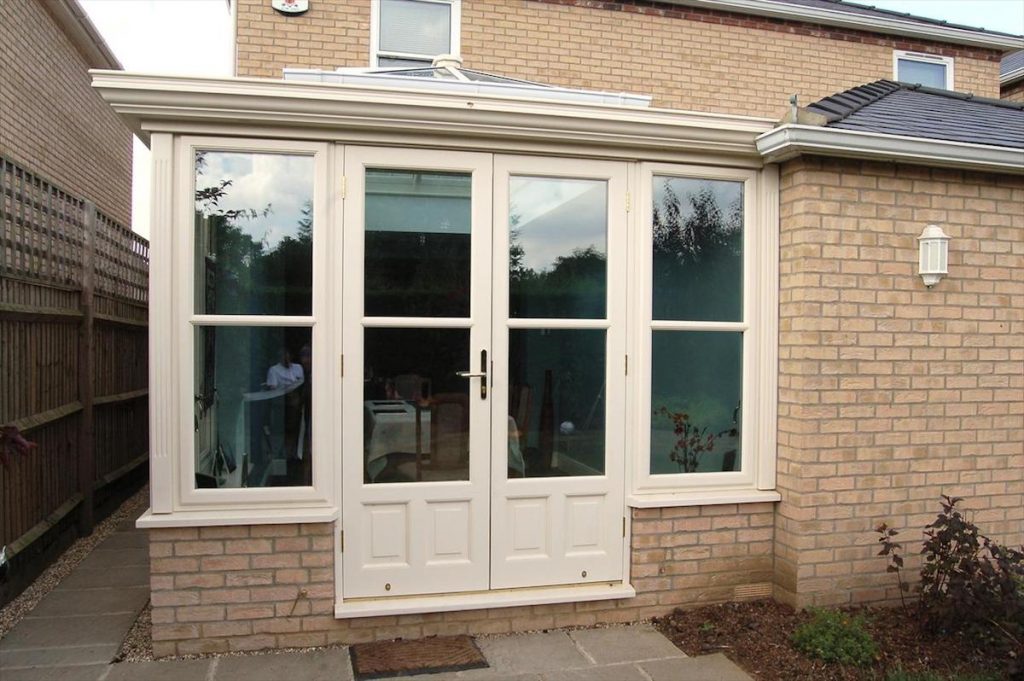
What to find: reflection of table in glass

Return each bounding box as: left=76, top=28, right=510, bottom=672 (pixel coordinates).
left=363, top=400, right=523, bottom=482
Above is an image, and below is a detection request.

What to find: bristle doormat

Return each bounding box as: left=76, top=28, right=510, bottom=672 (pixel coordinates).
left=350, top=634, right=489, bottom=679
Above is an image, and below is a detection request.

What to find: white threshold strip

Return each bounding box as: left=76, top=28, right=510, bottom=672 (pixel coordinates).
left=335, top=581, right=636, bottom=619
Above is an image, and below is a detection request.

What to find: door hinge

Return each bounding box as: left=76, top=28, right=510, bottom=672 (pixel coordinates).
left=339, top=529, right=344, bottom=552
left=622, top=516, right=627, bottom=537
left=625, top=191, right=632, bottom=212
left=340, top=353, right=344, bottom=378
left=625, top=354, right=629, bottom=376
left=340, top=175, right=347, bottom=200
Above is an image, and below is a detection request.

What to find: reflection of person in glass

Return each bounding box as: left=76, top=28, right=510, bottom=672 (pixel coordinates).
left=299, top=344, right=312, bottom=459
left=266, top=348, right=304, bottom=465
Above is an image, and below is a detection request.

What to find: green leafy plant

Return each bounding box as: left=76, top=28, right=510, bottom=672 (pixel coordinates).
left=791, top=608, right=878, bottom=667
left=875, top=522, right=909, bottom=612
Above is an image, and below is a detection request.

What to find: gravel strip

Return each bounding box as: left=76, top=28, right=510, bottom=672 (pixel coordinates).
left=0, top=485, right=149, bottom=641
left=116, top=601, right=153, bottom=662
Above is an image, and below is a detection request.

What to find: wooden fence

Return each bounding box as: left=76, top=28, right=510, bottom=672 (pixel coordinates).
left=0, top=155, right=148, bottom=558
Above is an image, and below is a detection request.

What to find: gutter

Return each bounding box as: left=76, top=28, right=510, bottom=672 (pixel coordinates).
left=42, top=0, right=121, bottom=70
left=1001, top=67, right=1024, bottom=87
left=756, top=124, right=1024, bottom=174
left=663, top=0, right=1024, bottom=51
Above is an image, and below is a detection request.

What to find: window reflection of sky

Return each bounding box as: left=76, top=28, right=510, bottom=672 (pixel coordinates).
left=198, top=152, right=313, bottom=249
left=653, top=177, right=742, bottom=223
left=510, top=177, right=607, bottom=273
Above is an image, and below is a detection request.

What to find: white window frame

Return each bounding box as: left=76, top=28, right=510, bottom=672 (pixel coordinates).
left=628, top=163, right=778, bottom=501
left=893, top=50, right=954, bottom=90
left=369, top=0, right=462, bottom=68
left=170, top=136, right=336, bottom=512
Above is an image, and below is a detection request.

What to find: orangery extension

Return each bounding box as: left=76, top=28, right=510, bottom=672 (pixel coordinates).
left=92, top=0, right=1022, bottom=657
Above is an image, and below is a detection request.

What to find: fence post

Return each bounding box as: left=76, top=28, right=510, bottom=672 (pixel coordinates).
left=78, top=201, right=96, bottom=534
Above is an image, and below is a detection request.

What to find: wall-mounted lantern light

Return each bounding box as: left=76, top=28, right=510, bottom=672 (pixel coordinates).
left=918, top=224, right=950, bottom=288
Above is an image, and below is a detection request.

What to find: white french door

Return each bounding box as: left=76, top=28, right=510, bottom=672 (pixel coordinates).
left=341, top=149, right=627, bottom=601
left=489, top=156, right=628, bottom=589
left=341, top=147, right=493, bottom=598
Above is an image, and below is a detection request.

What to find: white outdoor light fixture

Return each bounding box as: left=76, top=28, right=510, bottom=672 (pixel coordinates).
left=918, top=224, right=950, bottom=288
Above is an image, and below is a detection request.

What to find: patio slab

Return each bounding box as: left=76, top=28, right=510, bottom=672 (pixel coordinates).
left=641, top=653, right=752, bottom=681
left=26, top=586, right=149, bottom=618
left=214, top=649, right=353, bottom=681
left=475, top=631, right=589, bottom=674
left=105, top=658, right=213, bottom=681
left=568, top=624, right=686, bottom=664
left=57, top=564, right=149, bottom=590
left=0, top=662, right=109, bottom=681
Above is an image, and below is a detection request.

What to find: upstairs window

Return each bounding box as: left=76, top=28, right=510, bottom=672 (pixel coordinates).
left=894, top=51, right=954, bottom=90
left=372, top=0, right=461, bottom=67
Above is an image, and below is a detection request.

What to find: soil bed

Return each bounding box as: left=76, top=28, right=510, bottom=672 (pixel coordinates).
left=655, top=599, right=1010, bottom=681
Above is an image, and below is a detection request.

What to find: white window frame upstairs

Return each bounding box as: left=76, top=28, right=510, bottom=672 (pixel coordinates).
left=171, top=135, right=336, bottom=512
left=370, top=0, right=462, bottom=67
left=893, top=50, right=954, bottom=90
left=628, top=163, right=778, bottom=501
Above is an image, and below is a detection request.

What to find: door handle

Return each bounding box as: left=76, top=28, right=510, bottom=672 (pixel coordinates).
left=456, top=349, right=488, bottom=399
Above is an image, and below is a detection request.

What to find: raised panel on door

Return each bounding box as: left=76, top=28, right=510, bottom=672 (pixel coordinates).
left=490, top=157, right=629, bottom=590
left=341, top=147, right=493, bottom=599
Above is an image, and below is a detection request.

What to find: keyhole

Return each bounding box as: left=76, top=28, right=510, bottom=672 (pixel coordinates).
left=385, top=583, right=391, bottom=591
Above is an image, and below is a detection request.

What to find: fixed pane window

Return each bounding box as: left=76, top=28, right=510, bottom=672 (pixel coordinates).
left=652, top=177, right=743, bottom=322
left=895, top=54, right=950, bottom=89
left=379, top=0, right=451, bottom=57
left=194, top=151, right=314, bottom=316
left=194, top=326, right=313, bottom=489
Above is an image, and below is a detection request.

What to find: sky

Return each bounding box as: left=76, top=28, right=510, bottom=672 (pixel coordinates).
left=79, top=0, right=1024, bottom=237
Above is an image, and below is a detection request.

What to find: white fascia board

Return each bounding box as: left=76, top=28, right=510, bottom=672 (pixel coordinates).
left=1001, top=67, right=1024, bottom=86
left=45, top=0, right=122, bottom=70
left=663, top=0, right=1024, bottom=50
left=91, top=71, right=774, bottom=158
left=757, top=124, right=1024, bottom=174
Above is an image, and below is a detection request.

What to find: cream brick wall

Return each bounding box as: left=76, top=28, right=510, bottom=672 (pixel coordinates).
left=1002, top=78, right=1024, bottom=102
left=148, top=503, right=774, bottom=657
left=234, top=0, right=1002, bottom=119
left=775, top=157, right=1024, bottom=608
left=0, top=0, right=133, bottom=224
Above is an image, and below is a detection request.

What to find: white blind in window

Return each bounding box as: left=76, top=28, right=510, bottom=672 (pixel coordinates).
left=380, top=0, right=451, bottom=56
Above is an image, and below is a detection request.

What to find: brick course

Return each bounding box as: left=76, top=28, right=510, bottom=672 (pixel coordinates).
left=234, top=0, right=1001, bottom=118
left=148, top=504, right=774, bottom=656
left=0, top=0, right=133, bottom=224
left=775, top=157, right=1024, bottom=608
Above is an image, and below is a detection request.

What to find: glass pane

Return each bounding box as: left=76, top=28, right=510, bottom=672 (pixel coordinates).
left=507, top=329, right=605, bottom=478
left=365, top=169, right=471, bottom=317
left=650, top=331, right=742, bottom=475
left=897, top=59, right=947, bottom=88
left=380, top=0, right=450, bottom=56
left=194, top=326, right=313, bottom=489
left=364, top=328, right=471, bottom=483
left=509, top=177, right=607, bottom=319
left=652, top=177, right=743, bottom=322
left=194, top=151, right=314, bottom=316
left=377, top=57, right=434, bottom=68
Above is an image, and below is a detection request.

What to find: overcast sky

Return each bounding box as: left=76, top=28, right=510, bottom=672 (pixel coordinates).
left=80, top=0, right=1024, bottom=237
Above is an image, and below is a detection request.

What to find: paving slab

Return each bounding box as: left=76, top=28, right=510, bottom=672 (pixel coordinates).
left=540, top=662, right=649, bottom=680
left=96, top=531, right=148, bottom=550
left=641, top=653, right=752, bottom=681
left=214, top=648, right=353, bottom=681
left=58, top=565, right=149, bottom=590
left=568, top=624, right=686, bottom=665
left=26, top=586, right=149, bottom=618
left=0, top=612, right=139, bottom=650
left=475, top=631, right=588, bottom=674
left=0, top=663, right=109, bottom=681
left=0, top=644, right=121, bottom=668
left=105, top=658, right=213, bottom=681
left=77, top=548, right=150, bottom=570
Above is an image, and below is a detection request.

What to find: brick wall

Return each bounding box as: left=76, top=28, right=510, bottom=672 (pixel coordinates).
left=1002, top=78, right=1024, bottom=102
left=0, top=0, right=132, bottom=224
left=148, top=503, right=774, bottom=656
left=775, top=157, right=1024, bottom=608
left=234, top=0, right=1001, bottom=119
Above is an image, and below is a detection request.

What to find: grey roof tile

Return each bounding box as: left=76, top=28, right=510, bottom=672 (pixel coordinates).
left=806, top=80, right=1024, bottom=149
left=1002, top=50, right=1024, bottom=80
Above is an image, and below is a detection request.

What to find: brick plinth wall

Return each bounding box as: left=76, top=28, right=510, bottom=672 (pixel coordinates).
left=775, top=157, right=1024, bottom=608
left=148, top=503, right=774, bottom=657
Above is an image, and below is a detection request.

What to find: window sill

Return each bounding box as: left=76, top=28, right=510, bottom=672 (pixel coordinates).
left=627, top=489, right=781, bottom=508
left=335, top=582, right=635, bottom=619
left=135, top=506, right=339, bottom=529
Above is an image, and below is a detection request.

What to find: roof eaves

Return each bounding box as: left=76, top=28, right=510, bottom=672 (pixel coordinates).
left=660, top=0, right=1024, bottom=50
left=1001, top=67, right=1024, bottom=86
left=43, top=0, right=121, bottom=71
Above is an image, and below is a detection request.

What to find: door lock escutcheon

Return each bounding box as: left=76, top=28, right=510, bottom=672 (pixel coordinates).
left=456, top=349, right=488, bottom=399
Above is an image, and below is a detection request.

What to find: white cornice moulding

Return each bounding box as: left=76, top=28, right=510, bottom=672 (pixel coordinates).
left=44, top=0, right=121, bottom=70
left=757, top=125, right=1024, bottom=174
left=664, top=0, right=1024, bottom=51
left=90, top=71, right=773, bottom=160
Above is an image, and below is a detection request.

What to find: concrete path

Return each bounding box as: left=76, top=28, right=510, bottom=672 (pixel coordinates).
left=0, top=517, right=752, bottom=681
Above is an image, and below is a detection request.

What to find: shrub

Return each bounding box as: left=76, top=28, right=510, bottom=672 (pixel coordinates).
left=791, top=608, right=878, bottom=667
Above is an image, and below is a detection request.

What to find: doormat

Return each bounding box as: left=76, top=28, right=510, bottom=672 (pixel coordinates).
left=350, top=634, right=488, bottom=679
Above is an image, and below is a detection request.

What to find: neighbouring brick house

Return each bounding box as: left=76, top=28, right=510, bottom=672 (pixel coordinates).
left=92, top=0, right=1022, bottom=657
left=1003, top=50, right=1024, bottom=102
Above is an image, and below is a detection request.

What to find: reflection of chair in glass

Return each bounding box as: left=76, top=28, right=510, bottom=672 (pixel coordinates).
left=415, top=393, right=469, bottom=482
left=508, top=384, right=531, bottom=477
left=393, top=373, right=430, bottom=401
